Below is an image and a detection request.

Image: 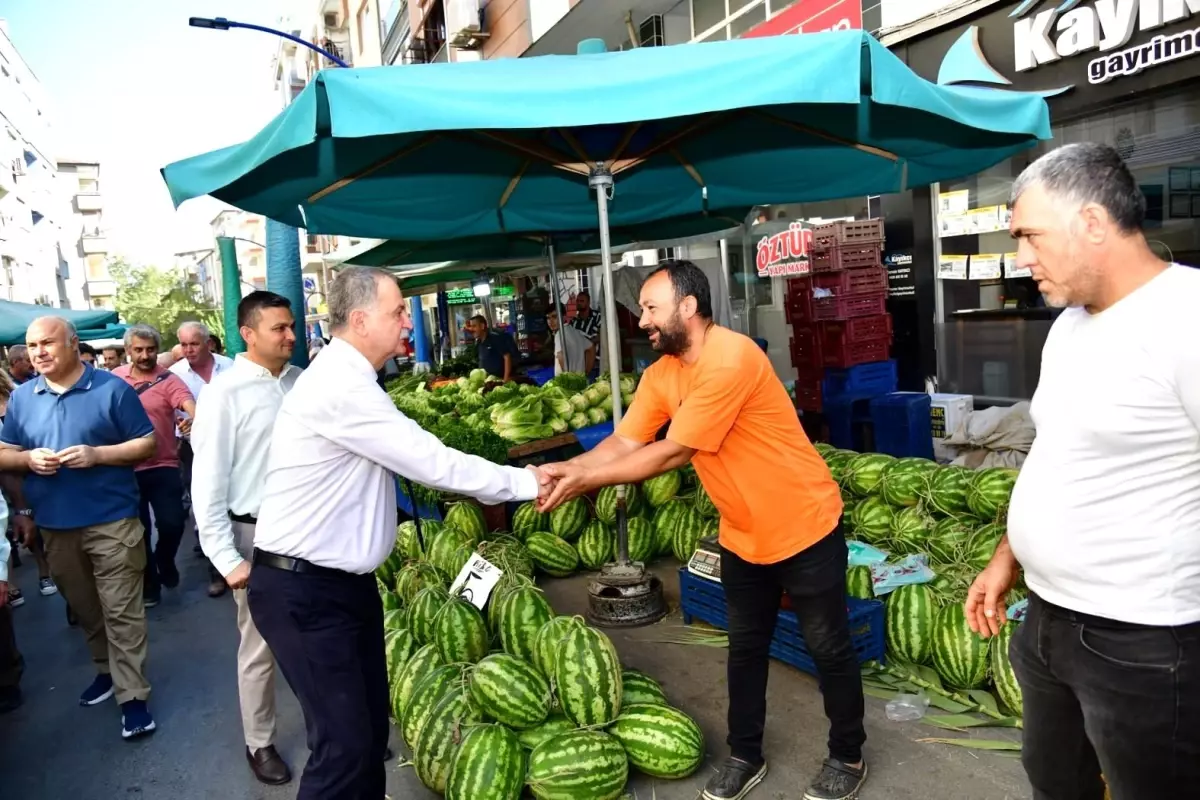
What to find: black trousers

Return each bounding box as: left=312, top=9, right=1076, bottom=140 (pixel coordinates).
left=248, top=561, right=389, bottom=800
left=0, top=602, right=22, bottom=690
left=137, top=467, right=187, bottom=594
left=721, top=525, right=866, bottom=765
left=1012, top=594, right=1200, bottom=800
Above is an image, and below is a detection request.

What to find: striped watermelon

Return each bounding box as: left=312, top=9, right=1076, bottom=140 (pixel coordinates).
left=407, top=585, right=450, bottom=646
left=678, top=462, right=698, bottom=489
left=670, top=506, right=705, bottom=563
left=967, top=467, right=1019, bottom=521
left=556, top=624, right=623, bottom=727
left=468, top=653, right=552, bottom=729
left=964, top=523, right=1005, bottom=571
left=428, top=526, right=476, bottom=580
left=400, top=662, right=465, bottom=749
left=925, top=466, right=974, bottom=517
left=445, top=723, right=525, bottom=800
left=475, top=537, right=535, bottom=579
left=414, top=686, right=486, bottom=793
left=885, top=583, right=937, bottom=665
left=626, top=517, right=655, bottom=563
left=621, top=669, right=667, bottom=707
left=525, top=532, right=580, bottom=578
left=512, top=501, right=550, bottom=540
left=607, top=703, right=704, bottom=779
left=517, top=714, right=577, bottom=751
left=376, top=576, right=389, bottom=596
left=700, top=516, right=719, bottom=540
left=496, top=586, right=554, bottom=665
left=383, top=608, right=407, bottom=631
left=931, top=603, right=991, bottom=689
left=814, top=442, right=835, bottom=457
left=433, top=597, right=490, bottom=664
left=991, top=622, right=1022, bottom=716
left=889, top=506, right=933, bottom=555
left=594, top=484, right=643, bottom=525
left=395, top=561, right=443, bottom=605
left=642, top=470, right=681, bottom=507
left=444, top=501, right=488, bottom=543
left=851, top=496, right=893, bottom=545
left=575, top=521, right=614, bottom=570
left=526, top=730, right=629, bottom=800
left=879, top=458, right=939, bottom=507
left=381, top=591, right=402, bottom=612
left=395, top=520, right=426, bottom=561
left=549, top=498, right=590, bottom=542
left=927, top=516, right=974, bottom=565
left=846, top=565, right=874, bottom=599
left=651, top=499, right=689, bottom=557
left=843, top=453, right=896, bottom=497
left=376, top=550, right=405, bottom=587
left=533, top=616, right=586, bottom=679
left=391, top=642, right=442, bottom=722
left=692, top=484, right=718, bottom=518
left=385, top=627, right=417, bottom=681
left=824, top=449, right=856, bottom=483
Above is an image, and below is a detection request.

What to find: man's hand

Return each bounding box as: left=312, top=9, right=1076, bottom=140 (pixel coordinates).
left=177, top=417, right=193, bottom=436
left=13, top=516, right=36, bottom=549
left=526, top=465, right=555, bottom=504
left=225, top=560, right=251, bottom=590
left=537, top=462, right=596, bottom=513
left=27, top=448, right=60, bottom=476
left=965, top=548, right=1020, bottom=638
left=56, top=445, right=99, bottom=469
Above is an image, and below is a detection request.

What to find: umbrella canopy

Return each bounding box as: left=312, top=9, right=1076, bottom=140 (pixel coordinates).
left=0, top=301, right=123, bottom=347
left=161, top=30, right=1050, bottom=245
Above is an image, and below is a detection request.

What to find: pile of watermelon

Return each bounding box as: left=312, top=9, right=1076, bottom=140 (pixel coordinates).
left=815, top=445, right=1024, bottom=718
left=375, top=507, right=707, bottom=799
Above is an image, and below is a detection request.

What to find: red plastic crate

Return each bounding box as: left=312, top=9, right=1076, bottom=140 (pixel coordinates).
left=813, top=291, right=888, bottom=321
left=785, top=279, right=813, bottom=324
left=822, top=335, right=892, bottom=369
left=813, top=266, right=888, bottom=294
left=789, top=330, right=822, bottom=372
left=793, top=373, right=824, bottom=412
left=811, top=244, right=884, bottom=273
left=820, top=314, right=893, bottom=344
left=812, top=219, right=885, bottom=249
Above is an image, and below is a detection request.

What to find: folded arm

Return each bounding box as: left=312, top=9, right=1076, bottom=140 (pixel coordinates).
left=190, top=393, right=243, bottom=577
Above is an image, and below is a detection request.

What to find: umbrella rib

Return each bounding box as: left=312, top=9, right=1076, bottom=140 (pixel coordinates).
left=460, top=130, right=592, bottom=176
left=307, top=133, right=440, bottom=203
left=556, top=128, right=595, bottom=165
left=609, top=112, right=730, bottom=176
left=750, top=109, right=898, bottom=161
left=499, top=160, right=531, bottom=208
left=606, top=123, right=643, bottom=168
left=668, top=148, right=705, bottom=188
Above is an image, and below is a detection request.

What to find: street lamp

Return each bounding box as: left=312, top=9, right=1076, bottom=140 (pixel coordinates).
left=188, top=17, right=351, bottom=68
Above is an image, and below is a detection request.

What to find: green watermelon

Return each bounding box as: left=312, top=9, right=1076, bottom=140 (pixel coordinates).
left=991, top=622, right=1022, bottom=716
left=525, top=532, right=580, bottom=577
left=428, top=526, right=476, bottom=581
left=549, top=497, right=589, bottom=542
left=475, top=537, right=534, bottom=579
left=444, top=500, right=488, bottom=543
left=651, top=499, right=689, bottom=557
left=376, top=550, right=405, bottom=587
left=395, top=520, right=426, bottom=561
left=885, top=583, right=937, bottom=665
left=642, top=470, right=681, bottom=507
left=495, top=586, right=554, bottom=665
left=400, top=662, right=464, bottom=749
left=395, top=561, right=443, bottom=605
left=381, top=591, right=402, bottom=612
left=556, top=624, right=622, bottom=727
left=842, top=453, right=896, bottom=497
left=532, top=616, right=586, bottom=679
left=670, top=506, right=705, bottom=563
left=575, top=521, right=614, bottom=569
left=927, top=516, right=974, bottom=565
left=607, top=703, right=704, bottom=779
left=383, top=608, right=407, bottom=631
left=594, top=484, right=643, bottom=525
left=445, top=724, right=525, bottom=800
left=878, top=458, right=939, bottom=507
left=512, top=501, right=551, bottom=540
left=625, top=516, right=655, bottom=563
left=932, top=603, right=991, bottom=689
left=384, top=627, right=416, bottom=680
left=967, top=467, right=1019, bottom=521
left=824, top=449, right=856, bottom=483
left=621, top=669, right=667, bottom=706
left=964, top=523, right=1005, bottom=571
left=526, top=730, right=629, bottom=800
left=692, top=484, right=718, bottom=518
left=468, top=653, right=552, bottom=729
left=814, top=442, right=835, bottom=457
left=925, top=466, right=974, bottom=516
left=846, top=565, right=874, bottom=599
left=678, top=462, right=698, bottom=489
left=391, top=642, right=442, bottom=723
left=889, top=506, right=933, bottom=555
left=850, top=496, right=892, bottom=545
left=433, top=597, right=489, bottom=664
left=407, top=585, right=450, bottom=646
left=517, top=714, right=577, bottom=751
left=413, top=686, right=486, bottom=793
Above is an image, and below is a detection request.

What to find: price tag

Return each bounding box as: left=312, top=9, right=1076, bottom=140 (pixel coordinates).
left=449, top=554, right=504, bottom=610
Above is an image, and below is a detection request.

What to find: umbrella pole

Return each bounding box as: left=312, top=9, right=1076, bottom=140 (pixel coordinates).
left=547, top=240, right=562, bottom=314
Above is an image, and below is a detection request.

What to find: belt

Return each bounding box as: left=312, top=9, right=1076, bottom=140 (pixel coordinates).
left=229, top=512, right=258, bottom=525
left=252, top=548, right=347, bottom=577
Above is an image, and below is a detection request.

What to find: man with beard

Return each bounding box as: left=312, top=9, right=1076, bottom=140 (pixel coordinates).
left=7, top=346, right=34, bottom=385
left=547, top=305, right=595, bottom=376
left=113, top=325, right=196, bottom=607
left=538, top=260, right=865, bottom=800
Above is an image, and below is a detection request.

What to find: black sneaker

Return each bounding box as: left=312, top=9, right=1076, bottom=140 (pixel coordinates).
left=158, top=561, right=180, bottom=589
left=8, top=587, right=24, bottom=608
left=703, top=757, right=768, bottom=800
left=804, top=758, right=868, bottom=800
left=143, top=591, right=160, bottom=609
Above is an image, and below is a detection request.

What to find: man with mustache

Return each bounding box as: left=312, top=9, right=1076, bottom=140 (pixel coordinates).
left=539, top=260, right=865, bottom=800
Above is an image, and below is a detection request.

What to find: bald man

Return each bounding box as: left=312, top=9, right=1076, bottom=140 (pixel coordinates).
left=0, top=317, right=159, bottom=740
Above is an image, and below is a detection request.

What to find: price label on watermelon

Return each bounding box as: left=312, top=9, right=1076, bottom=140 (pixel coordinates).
left=449, top=554, right=504, bottom=611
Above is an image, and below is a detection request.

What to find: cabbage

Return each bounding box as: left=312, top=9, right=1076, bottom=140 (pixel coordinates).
left=456, top=377, right=470, bottom=390
left=621, top=392, right=635, bottom=409
left=543, top=396, right=573, bottom=419
left=598, top=394, right=613, bottom=414
left=568, top=413, right=590, bottom=431
left=583, top=386, right=604, bottom=407
left=569, top=393, right=589, bottom=412
left=492, top=397, right=543, bottom=426
left=586, top=407, right=608, bottom=425
left=619, top=374, right=637, bottom=395
left=551, top=372, right=590, bottom=393
left=469, top=368, right=488, bottom=384
left=592, top=380, right=612, bottom=399
left=518, top=384, right=538, bottom=395
left=547, top=417, right=568, bottom=434
left=495, top=423, right=555, bottom=443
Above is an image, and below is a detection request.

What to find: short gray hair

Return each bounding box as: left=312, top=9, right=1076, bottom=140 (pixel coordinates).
left=177, top=320, right=210, bottom=340
left=328, top=267, right=395, bottom=330
left=1011, top=142, right=1145, bottom=233
left=8, top=345, right=27, bottom=360
left=124, top=324, right=162, bottom=350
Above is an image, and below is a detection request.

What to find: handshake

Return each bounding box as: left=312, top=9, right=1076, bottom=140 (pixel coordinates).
left=526, top=463, right=594, bottom=513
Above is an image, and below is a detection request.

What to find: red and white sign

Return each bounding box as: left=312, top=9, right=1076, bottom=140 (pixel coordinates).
left=742, top=0, right=863, bottom=38
left=756, top=223, right=814, bottom=278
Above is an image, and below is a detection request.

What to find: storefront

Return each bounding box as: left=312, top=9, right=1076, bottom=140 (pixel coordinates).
left=892, top=0, right=1200, bottom=401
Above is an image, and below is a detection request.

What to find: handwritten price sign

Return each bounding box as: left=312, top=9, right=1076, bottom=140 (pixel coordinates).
left=449, top=554, right=504, bottom=610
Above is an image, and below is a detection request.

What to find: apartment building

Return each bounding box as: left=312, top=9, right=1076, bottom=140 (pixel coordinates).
left=211, top=208, right=267, bottom=292
left=56, top=158, right=111, bottom=308
left=173, top=247, right=220, bottom=306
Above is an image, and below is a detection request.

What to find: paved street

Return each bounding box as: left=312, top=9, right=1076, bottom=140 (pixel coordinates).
left=0, top=544, right=1031, bottom=800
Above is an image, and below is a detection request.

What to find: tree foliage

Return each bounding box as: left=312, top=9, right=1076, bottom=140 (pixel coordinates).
left=108, top=257, right=223, bottom=347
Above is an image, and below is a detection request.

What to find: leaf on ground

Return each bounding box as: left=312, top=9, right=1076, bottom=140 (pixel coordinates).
left=924, top=713, right=1023, bottom=729
left=925, top=694, right=973, bottom=713
left=862, top=686, right=897, bottom=702
left=913, top=664, right=945, bottom=689
left=967, top=689, right=1001, bottom=715
left=917, top=737, right=1023, bottom=751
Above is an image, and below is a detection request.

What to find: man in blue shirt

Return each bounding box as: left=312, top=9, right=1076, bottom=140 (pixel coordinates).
left=0, top=316, right=158, bottom=740
left=467, top=315, right=518, bottom=382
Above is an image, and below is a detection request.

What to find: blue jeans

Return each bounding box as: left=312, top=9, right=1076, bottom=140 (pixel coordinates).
left=137, top=467, right=186, bottom=595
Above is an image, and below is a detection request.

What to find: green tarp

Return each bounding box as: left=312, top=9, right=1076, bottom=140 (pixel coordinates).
left=0, top=300, right=124, bottom=346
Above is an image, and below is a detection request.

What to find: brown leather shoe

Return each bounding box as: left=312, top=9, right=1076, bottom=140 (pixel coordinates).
left=246, top=745, right=291, bottom=785
left=207, top=579, right=227, bottom=598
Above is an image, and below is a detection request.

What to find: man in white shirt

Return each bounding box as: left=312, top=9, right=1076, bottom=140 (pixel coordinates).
left=248, top=267, right=550, bottom=800
left=170, top=321, right=234, bottom=598
left=966, top=143, right=1200, bottom=800
left=547, top=305, right=595, bottom=376
left=192, top=291, right=300, bottom=786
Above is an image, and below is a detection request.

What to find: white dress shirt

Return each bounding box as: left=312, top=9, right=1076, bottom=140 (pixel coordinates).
left=254, top=337, right=539, bottom=574
left=170, top=352, right=235, bottom=400
left=191, top=355, right=302, bottom=577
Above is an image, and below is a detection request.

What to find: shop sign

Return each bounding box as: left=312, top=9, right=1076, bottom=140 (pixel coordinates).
left=756, top=222, right=813, bottom=278
left=1012, top=0, right=1199, bottom=84
left=883, top=251, right=916, bottom=299
left=742, top=0, right=863, bottom=38
left=445, top=285, right=515, bottom=305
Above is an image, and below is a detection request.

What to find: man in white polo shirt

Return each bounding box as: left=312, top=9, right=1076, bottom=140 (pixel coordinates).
left=966, top=142, right=1200, bottom=800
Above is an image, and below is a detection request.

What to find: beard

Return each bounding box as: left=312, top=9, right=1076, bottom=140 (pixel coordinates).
left=649, top=311, right=689, bottom=356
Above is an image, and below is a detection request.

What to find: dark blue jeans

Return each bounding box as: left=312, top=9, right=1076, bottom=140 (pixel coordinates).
left=136, top=466, right=186, bottom=595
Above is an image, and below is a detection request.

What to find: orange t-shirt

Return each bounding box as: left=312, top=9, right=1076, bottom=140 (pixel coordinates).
left=616, top=326, right=842, bottom=564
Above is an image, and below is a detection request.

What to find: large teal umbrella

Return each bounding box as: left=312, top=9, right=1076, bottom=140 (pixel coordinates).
left=0, top=301, right=124, bottom=347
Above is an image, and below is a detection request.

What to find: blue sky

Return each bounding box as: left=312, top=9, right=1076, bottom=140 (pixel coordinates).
left=5, top=0, right=287, bottom=265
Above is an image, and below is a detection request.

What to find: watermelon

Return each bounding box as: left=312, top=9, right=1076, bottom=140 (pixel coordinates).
left=964, top=523, right=1005, bottom=571
left=512, top=501, right=551, bottom=539
left=381, top=591, right=402, bottom=612
left=576, top=521, right=614, bottom=569
left=625, top=517, right=655, bottom=563
left=594, top=484, right=643, bottom=525
left=376, top=576, right=389, bottom=596
left=433, top=597, right=490, bottom=664
left=407, top=585, right=450, bottom=646
left=395, top=520, right=426, bottom=561
left=526, top=730, right=629, bottom=800
left=929, top=565, right=974, bottom=606
left=607, top=703, right=704, bottom=779
left=651, top=499, right=689, bottom=557
left=384, top=627, right=417, bottom=680
left=889, top=506, right=933, bottom=555
left=475, top=536, right=534, bottom=578
left=885, top=583, right=937, bottom=665
left=532, top=616, right=586, bottom=679
left=621, top=669, right=667, bottom=706
left=428, top=526, right=476, bottom=580
left=496, top=586, right=555, bottom=665
left=376, top=550, right=405, bottom=587
left=549, top=498, right=589, bottom=542
left=642, top=470, right=681, bottom=507
left=878, top=458, right=939, bottom=507
left=814, top=442, right=835, bottom=457
left=391, top=642, right=442, bottom=723
left=383, top=608, right=407, bottom=631
left=927, top=516, right=973, bottom=565
left=469, top=653, right=552, bottom=729
left=842, top=453, right=896, bottom=497
left=967, top=467, right=1019, bottom=521
left=670, top=506, right=705, bottom=563
left=556, top=623, right=622, bottom=727
left=525, top=532, right=580, bottom=577
left=445, top=724, right=525, bottom=800
left=395, top=561, right=443, bottom=605
left=517, top=714, right=577, bottom=750
left=991, top=622, right=1022, bottom=716
left=932, top=603, right=991, bottom=689
left=444, top=500, right=488, bottom=542
left=846, top=565, right=874, bottom=600
left=850, top=496, right=892, bottom=545
left=692, top=484, right=718, bottom=518
left=925, top=466, right=974, bottom=516
left=400, top=662, right=465, bottom=749
left=700, top=516, right=719, bottom=540
left=824, top=449, right=856, bottom=483
left=678, top=462, right=698, bottom=489
left=413, top=686, right=486, bottom=793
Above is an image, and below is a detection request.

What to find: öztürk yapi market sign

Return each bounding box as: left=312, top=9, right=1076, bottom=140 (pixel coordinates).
left=756, top=223, right=814, bottom=278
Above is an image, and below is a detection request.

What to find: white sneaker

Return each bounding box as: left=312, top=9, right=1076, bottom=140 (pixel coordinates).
left=39, top=577, right=57, bottom=596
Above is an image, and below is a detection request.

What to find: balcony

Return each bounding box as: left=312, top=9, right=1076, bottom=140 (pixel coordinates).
left=86, top=279, right=116, bottom=297
left=81, top=228, right=109, bottom=254
left=75, top=192, right=103, bottom=212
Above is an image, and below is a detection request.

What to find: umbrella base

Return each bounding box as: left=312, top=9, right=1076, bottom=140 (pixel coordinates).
left=585, top=563, right=668, bottom=629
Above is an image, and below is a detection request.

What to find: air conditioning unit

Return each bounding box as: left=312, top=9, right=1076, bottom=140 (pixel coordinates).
left=447, top=0, right=489, bottom=50
left=323, top=12, right=340, bottom=28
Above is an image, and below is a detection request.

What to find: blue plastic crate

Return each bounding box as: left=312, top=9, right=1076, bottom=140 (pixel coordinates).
left=823, top=360, right=897, bottom=400
left=869, top=392, right=934, bottom=459
left=823, top=396, right=873, bottom=451
left=678, top=568, right=885, bottom=676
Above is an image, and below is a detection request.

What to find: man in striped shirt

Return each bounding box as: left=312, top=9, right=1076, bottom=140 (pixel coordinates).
left=569, top=291, right=602, bottom=342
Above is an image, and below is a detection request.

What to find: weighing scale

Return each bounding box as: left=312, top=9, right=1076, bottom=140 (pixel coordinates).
left=685, top=537, right=723, bottom=582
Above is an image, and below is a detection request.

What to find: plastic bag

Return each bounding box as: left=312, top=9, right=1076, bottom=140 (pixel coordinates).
left=886, top=693, right=930, bottom=722
left=870, top=554, right=935, bottom=596
left=847, top=541, right=889, bottom=567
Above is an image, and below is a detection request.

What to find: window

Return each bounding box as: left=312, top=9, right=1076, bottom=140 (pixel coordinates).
left=85, top=254, right=109, bottom=281
left=78, top=177, right=98, bottom=193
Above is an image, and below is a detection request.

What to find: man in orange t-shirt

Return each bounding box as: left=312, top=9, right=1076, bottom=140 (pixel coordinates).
left=540, top=260, right=867, bottom=800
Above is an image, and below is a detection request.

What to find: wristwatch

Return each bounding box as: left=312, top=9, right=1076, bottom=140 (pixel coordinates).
left=15, top=509, right=32, bottom=518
